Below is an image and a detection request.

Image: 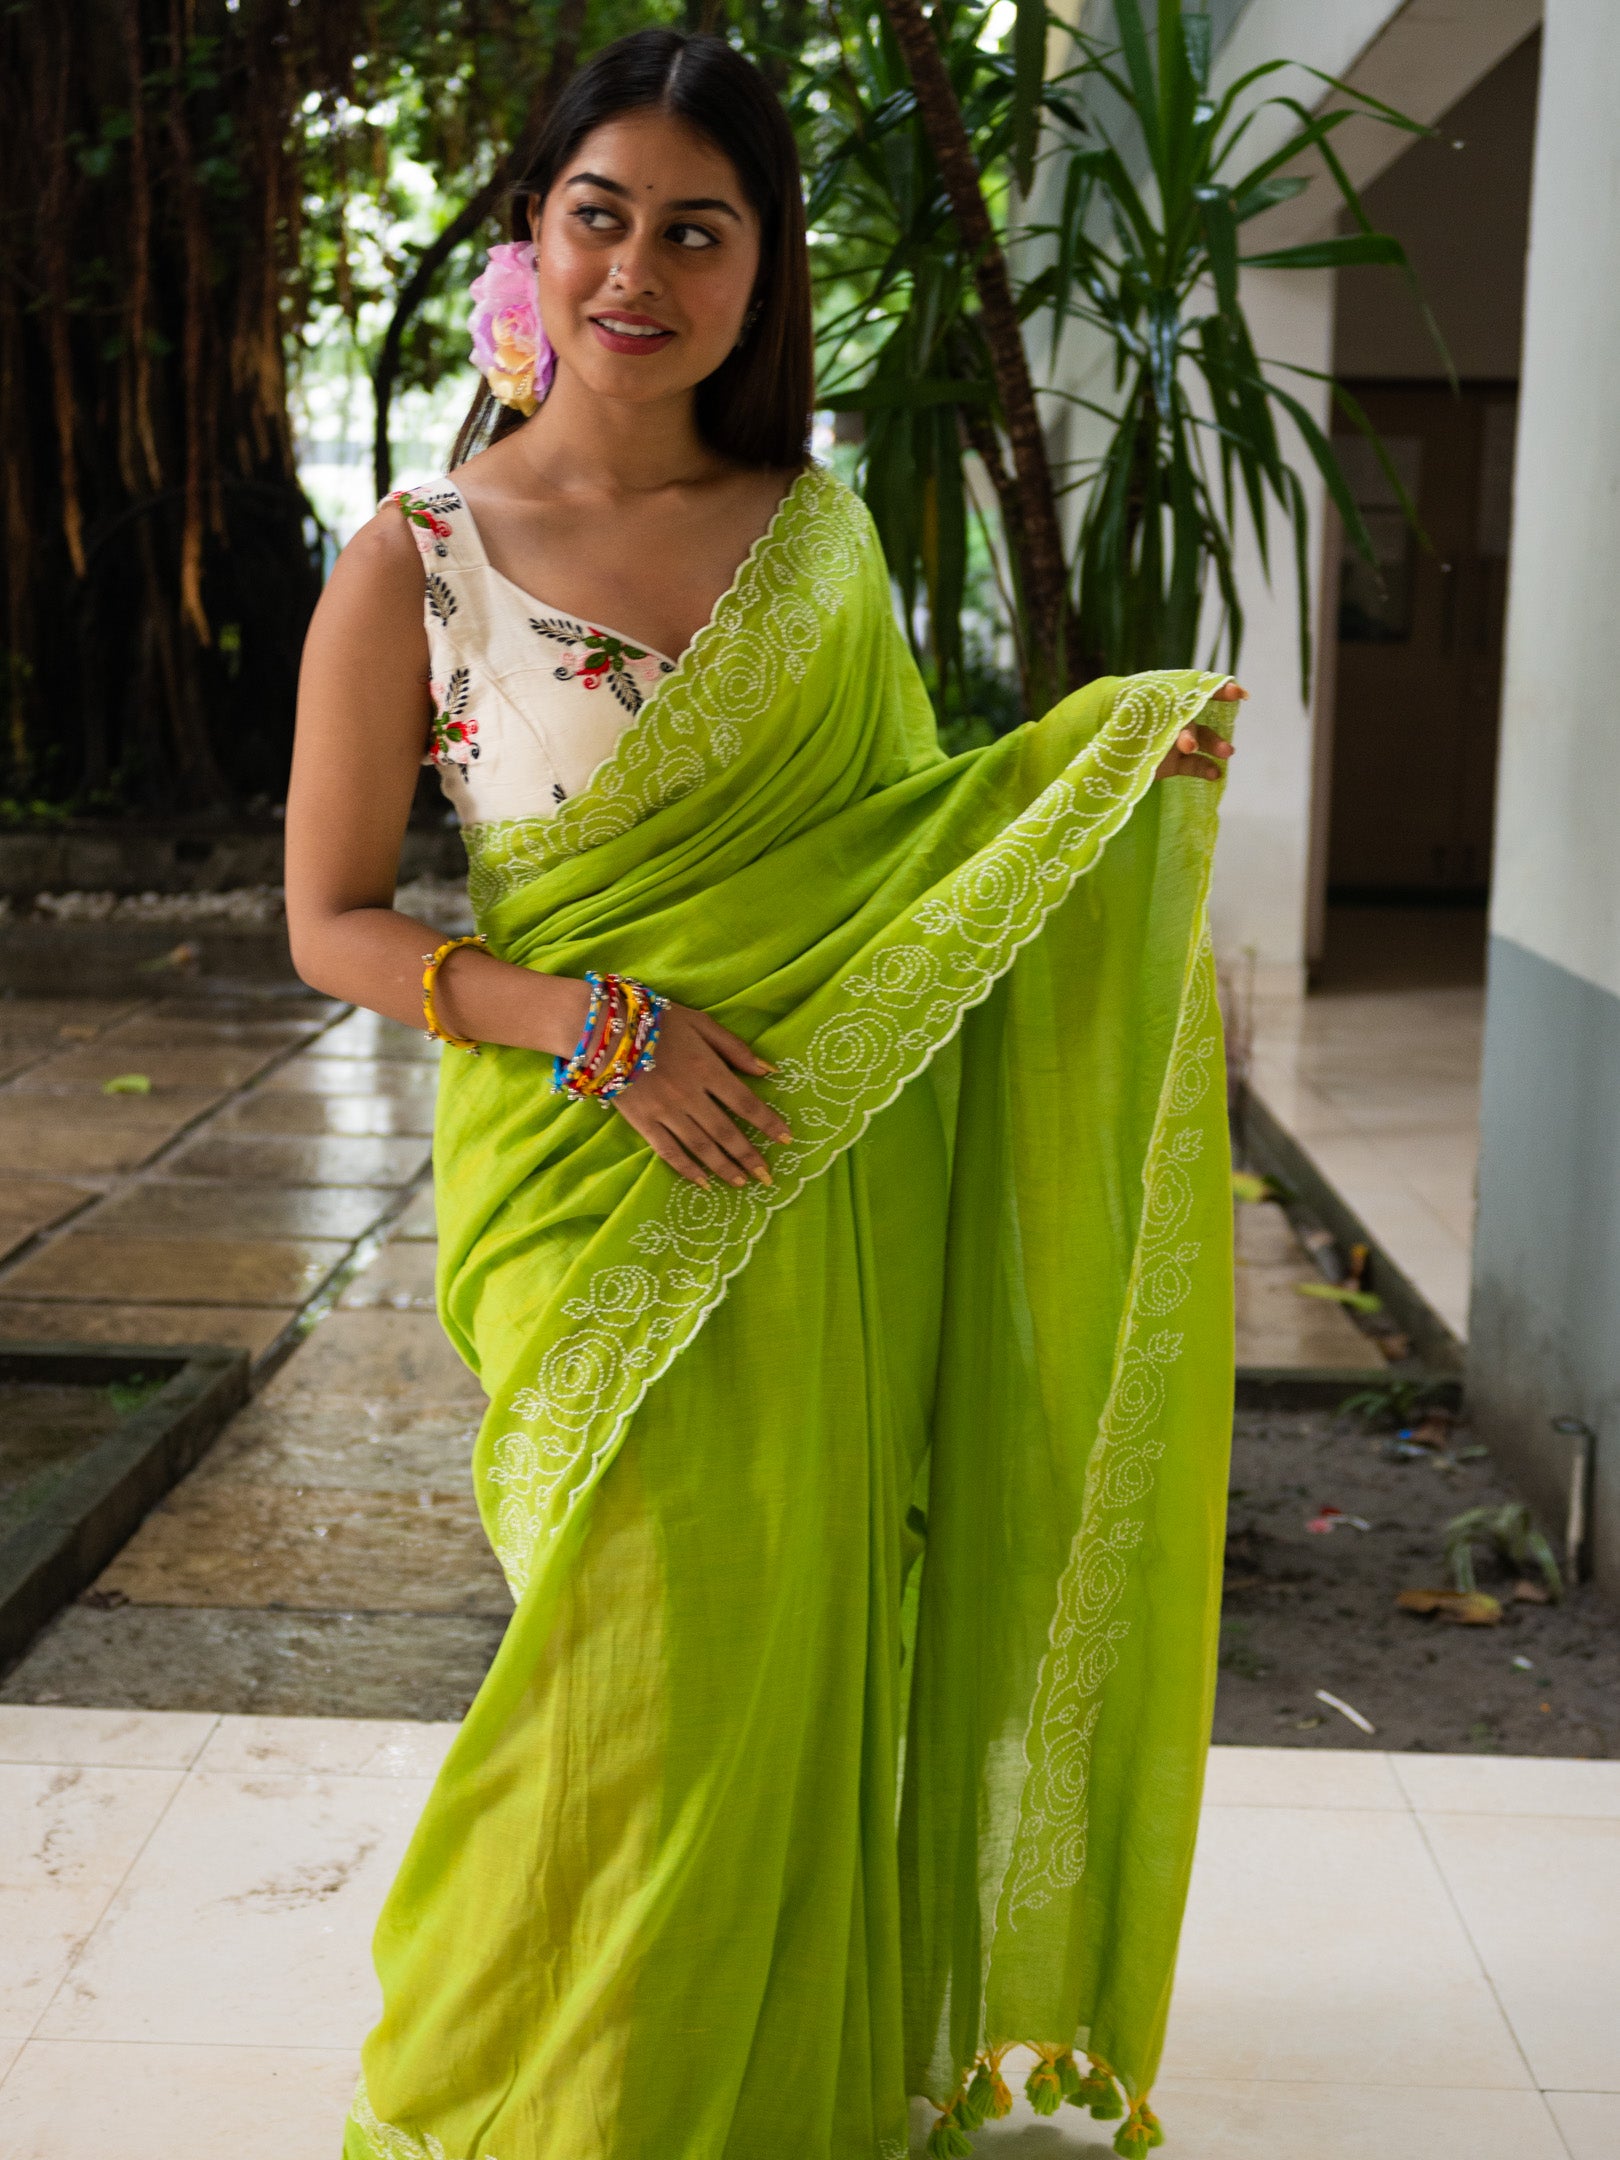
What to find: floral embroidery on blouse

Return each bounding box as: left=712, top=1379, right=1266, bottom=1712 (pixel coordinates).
left=426, top=664, right=480, bottom=773
left=527, top=615, right=676, bottom=715
left=394, top=487, right=457, bottom=560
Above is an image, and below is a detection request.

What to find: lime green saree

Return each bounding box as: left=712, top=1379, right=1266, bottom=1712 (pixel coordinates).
left=345, top=466, right=1233, bottom=2160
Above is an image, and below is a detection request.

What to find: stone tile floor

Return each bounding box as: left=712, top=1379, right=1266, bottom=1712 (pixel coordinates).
left=0, top=993, right=436, bottom=1361
left=1242, top=906, right=1487, bottom=1344
left=0, top=1708, right=1613, bottom=2158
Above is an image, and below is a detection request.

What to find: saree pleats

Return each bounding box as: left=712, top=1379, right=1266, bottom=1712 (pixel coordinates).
left=346, top=469, right=1234, bottom=2160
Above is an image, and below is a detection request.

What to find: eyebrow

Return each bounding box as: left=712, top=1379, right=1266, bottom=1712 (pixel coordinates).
left=564, top=172, right=742, bottom=221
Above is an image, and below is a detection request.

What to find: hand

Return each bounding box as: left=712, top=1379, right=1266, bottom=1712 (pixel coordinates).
left=1156, top=679, right=1244, bottom=781
left=612, top=1003, right=792, bottom=1189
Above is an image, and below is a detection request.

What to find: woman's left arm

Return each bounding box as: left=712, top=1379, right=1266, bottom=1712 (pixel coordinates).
left=1155, top=679, right=1244, bottom=781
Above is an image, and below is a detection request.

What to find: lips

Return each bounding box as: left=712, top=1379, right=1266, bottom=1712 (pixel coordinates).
left=589, top=312, right=677, bottom=357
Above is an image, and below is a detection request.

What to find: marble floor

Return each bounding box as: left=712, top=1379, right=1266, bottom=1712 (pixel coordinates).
left=0, top=1705, right=1613, bottom=2158
left=1241, top=907, right=1487, bottom=1346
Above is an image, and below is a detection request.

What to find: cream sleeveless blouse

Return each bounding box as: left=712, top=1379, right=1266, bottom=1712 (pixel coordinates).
left=389, top=483, right=678, bottom=828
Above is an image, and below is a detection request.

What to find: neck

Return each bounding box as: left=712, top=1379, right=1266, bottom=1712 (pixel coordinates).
left=509, top=367, right=724, bottom=497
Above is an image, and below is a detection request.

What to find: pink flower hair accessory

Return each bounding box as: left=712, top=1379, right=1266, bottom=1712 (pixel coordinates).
left=469, top=241, right=555, bottom=415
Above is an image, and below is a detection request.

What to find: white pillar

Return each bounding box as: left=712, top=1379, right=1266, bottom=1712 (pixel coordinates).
left=1205, top=266, right=1335, bottom=993
left=1471, top=0, right=1620, bottom=1592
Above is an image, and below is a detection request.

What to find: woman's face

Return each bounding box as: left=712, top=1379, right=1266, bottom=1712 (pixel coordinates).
left=530, top=110, right=762, bottom=408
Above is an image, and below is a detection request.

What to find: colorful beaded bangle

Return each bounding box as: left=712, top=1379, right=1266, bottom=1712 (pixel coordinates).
left=552, top=971, right=608, bottom=1094
left=553, top=972, right=668, bottom=1103
left=421, top=933, right=487, bottom=1052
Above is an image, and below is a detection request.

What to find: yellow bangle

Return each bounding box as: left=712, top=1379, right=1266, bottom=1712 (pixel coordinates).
left=421, top=933, right=487, bottom=1052
left=580, top=980, right=643, bottom=1097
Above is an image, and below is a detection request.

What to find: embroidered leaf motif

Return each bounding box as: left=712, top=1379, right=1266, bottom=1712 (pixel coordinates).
left=526, top=613, right=659, bottom=717
left=426, top=573, right=457, bottom=625
left=426, top=666, right=479, bottom=771
left=392, top=487, right=457, bottom=560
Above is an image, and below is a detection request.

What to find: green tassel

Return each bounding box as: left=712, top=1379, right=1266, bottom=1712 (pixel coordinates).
left=1113, top=2102, right=1164, bottom=2157
left=961, top=2065, right=1007, bottom=2130
left=1075, top=2062, right=1124, bottom=2120
left=1056, top=2050, right=1084, bottom=2103
left=925, top=2118, right=974, bottom=2160
left=1025, top=2053, right=1064, bottom=2117
left=957, top=2072, right=989, bottom=2132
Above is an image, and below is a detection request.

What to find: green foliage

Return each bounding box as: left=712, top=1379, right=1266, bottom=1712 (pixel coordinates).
left=800, top=0, right=1440, bottom=715
left=1445, top=1503, right=1563, bottom=1603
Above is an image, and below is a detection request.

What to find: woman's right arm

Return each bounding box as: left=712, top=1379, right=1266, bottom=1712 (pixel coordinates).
left=284, top=506, right=789, bottom=1190
left=285, top=504, right=592, bottom=1060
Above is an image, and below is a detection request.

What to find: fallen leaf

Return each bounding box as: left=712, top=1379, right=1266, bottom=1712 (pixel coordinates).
left=1401, top=1415, right=1454, bottom=1448
left=1377, top=1332, right=1413, bottom=1363
left=102, top=1073, right=153, bottom=1096
left=1231, top=1171, right=1271, bottom=1203
left=1297, top=1281, right=1383, bottom=1314
left=1396, top=1588, right=1503, bottom=1626
left=1511, top=1579, right=1553, bottom=1604
left=138, top=940, right=200, bottom=974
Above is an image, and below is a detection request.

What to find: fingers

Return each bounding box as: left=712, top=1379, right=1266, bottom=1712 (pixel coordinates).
left=667, top=1105, right=772, bottom=1189
left=713, top=1072, right=792, bottom=1147
left=695, top=1010, right=774, bottom=1078
left=1211, top=680, right=1248, bottom=701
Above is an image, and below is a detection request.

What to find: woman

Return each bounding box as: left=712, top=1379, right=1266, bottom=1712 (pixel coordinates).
left=288, top=28, right=1240, bottom=2160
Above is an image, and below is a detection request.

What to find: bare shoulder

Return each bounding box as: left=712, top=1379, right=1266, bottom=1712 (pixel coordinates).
left=326, top=499, right=425, bottom=604
left=301, top=502, right=427, bottom=675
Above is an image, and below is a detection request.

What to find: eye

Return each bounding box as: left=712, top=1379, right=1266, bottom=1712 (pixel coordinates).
left=667, top=221, right=720, bottom=250
left=571, top=203, right=621, bottom=233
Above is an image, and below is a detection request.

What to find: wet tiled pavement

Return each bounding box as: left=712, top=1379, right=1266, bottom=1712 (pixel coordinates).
left=0, top=989, right=1379, bottom=1720
left=0, top=996, right=432, bottom=1362
left=0, top=994, right=503, bottom=1719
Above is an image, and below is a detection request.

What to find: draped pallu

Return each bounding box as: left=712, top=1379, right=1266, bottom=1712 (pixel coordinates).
left=345, top=468, right=1234, bottom=2160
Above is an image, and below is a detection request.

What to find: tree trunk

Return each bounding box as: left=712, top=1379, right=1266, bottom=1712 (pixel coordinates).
left=881, top=0, right=1071, bottom=709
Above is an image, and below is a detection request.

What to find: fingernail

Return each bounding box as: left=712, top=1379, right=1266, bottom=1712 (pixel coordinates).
left=756, top=1169, right=774, bottom=1187
left=731, top=1174, right=747, bottom=1188
left=758, top=1061, right=778, bottom=1075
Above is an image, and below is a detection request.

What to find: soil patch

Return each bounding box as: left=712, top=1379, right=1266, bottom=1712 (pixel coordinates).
left=1214, top=1407, right=1620, bottom=1757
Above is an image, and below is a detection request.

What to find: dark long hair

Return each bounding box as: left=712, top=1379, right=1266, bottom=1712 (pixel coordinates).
left=450, top=29, right=813, bottom=472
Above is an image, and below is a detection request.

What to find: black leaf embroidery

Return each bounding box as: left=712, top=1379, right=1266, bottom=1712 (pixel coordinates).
left=426, top=574, right=457, bottom=625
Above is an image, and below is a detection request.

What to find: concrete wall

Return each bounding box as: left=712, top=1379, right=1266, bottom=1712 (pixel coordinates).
left=1336, top=31, right=1539, bottom=381
left=1197, top=0, right=1546, bottom=974
left=1470, top=0, right=1620, bottom=1590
